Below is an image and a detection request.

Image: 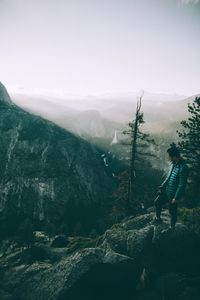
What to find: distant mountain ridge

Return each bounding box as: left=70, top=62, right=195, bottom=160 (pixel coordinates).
left=10, top=91, right=197, bottom=137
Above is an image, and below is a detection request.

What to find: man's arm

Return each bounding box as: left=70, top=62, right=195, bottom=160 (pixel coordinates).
left=159, top=165, right=174, bottom=191
left=174, top=164, right=189, bottom=201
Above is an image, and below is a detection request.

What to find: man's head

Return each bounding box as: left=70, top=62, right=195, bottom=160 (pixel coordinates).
left=167, top=144, right=181, bottom=163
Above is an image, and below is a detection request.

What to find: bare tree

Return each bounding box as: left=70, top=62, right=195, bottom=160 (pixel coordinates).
left=110, top=94, right=158, bottom=222
left=122, top=94, right=156, bottom=210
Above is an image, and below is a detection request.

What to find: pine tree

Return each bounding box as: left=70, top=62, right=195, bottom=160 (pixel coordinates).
left=110, top=95, right=157, bottom=219
left=177, top=96, right=200, bottom=205
left=122, top=95, right=156, bottom=209
left=17, top=219, right=35, bottom=249
left=73, top=222, right=84, bottom=236
left=44, top=221, right=56, bottom=237
left=110, top=170, right=130, bottom=222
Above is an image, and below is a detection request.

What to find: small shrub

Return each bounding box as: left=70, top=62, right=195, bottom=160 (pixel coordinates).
left=66, top=236, right=99, bottom=254
left=111, top=223, right=123, bottom=230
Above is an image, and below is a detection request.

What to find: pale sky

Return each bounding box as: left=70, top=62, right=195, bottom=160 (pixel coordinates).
left=0, top=0, right=199, bottom=97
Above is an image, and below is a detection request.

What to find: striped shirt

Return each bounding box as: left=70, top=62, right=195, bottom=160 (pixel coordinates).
left=160, top=158, right=189, bottom=200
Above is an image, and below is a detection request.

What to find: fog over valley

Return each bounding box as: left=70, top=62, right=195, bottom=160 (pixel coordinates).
left=10, top=91, right=194, bottom=138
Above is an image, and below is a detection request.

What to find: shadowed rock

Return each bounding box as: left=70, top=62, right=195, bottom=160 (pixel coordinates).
left=1, top=209, right=200, bottom=300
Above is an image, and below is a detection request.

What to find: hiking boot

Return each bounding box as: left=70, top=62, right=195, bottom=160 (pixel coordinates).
left=153, top=217, right=163, bottom=225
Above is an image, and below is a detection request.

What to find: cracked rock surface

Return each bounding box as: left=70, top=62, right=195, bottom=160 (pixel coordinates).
left=0, top=209, right=200, bottom=300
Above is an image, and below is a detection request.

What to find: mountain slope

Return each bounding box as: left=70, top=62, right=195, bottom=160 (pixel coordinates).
left=0, top=83, right=114, bottom=237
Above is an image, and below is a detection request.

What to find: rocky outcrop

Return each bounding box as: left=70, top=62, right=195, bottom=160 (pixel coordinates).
left=0, top=82, right=13, bottom=107
left=0, top=209, right=200, bottom=300
left=0, top=82, right=114, bottom=236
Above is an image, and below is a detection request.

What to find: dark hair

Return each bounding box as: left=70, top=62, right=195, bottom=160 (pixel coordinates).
left=167, top=143, right=180, bottom=158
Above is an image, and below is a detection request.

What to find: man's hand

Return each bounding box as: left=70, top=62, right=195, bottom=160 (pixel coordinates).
left=171, top=198, right=176, bottom=204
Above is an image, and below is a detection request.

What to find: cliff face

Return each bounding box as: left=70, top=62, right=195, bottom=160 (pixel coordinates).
left=0, top=83, right=114, bottom=235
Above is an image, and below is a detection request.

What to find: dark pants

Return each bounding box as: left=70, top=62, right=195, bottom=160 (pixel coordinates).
left=154, top=192, right=178, bottom=228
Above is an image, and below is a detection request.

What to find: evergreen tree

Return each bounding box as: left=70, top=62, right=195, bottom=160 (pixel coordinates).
left=110, top=95, right=157, bottom=219
left=110, top=170, right=130, bottom=222
left=122, top=95, right=156, bottom=209
left=73, top=222, right=84, bottom=236
left=58, top=222, right=70, bottom=236
left=17, top=218, right=35, bottom=248
left=44, top=221, right=56, bottom=237
left=177, top=96, right=200, bottom=205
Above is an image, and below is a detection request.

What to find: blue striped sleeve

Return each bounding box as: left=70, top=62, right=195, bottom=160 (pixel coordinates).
left=160, top=165, right=173, bottom=189
left=174, top=164, right=189, bottom=200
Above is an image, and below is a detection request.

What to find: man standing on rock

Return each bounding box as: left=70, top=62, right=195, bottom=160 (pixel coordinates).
left=154, top=144, right=189, bottom=232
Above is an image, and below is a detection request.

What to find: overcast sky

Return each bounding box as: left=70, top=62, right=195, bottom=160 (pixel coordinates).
left=0, top=0, right=199, bottom=97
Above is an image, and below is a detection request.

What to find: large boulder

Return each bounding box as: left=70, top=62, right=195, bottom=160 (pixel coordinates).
left=0, top=209, right=200, bottom=300
left=152, top=221, right=200, bottom=275
left=100, top=226, right=154, bottom=261
left=1, top=248, right=136, bottom=300
left=51, top=235, right=69, bottom=248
